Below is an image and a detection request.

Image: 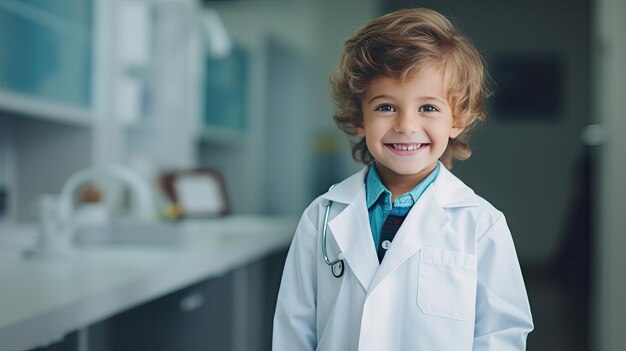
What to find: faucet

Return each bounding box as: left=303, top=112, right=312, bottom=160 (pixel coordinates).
left=57, top=164, right=155, bottom=222
left=27, top=164, right=156, bottom=257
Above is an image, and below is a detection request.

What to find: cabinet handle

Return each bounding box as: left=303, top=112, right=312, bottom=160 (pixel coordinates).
left=179, top=292, right=205, bottom=312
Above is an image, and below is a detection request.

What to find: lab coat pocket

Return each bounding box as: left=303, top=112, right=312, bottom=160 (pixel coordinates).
left=417, top=247, right=477, bottom=321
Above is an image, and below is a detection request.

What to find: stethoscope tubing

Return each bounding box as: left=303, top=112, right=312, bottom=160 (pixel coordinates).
left=322, top=190, right=344, bottom=278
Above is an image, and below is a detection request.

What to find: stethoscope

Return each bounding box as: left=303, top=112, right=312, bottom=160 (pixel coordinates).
left=322, top=185, right=345, bottom=278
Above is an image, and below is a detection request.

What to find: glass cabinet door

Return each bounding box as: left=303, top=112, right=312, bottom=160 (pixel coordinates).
left=0, top=0, right=93, bottom=107
left=203, top=45, right=249, bottom=133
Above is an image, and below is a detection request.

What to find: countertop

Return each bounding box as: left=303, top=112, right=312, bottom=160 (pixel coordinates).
left=0, top=215, right=297, bottom=351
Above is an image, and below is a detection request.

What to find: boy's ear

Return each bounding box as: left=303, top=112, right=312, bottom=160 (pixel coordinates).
left=450, top=119, right=466, bottom=139
left=356, top=125, right=365, bottom=137
left=450, top=125, right=464, bottom=139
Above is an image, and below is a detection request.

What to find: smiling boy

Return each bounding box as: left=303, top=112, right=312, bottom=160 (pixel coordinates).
left=273, top=8, right=533, bottom=351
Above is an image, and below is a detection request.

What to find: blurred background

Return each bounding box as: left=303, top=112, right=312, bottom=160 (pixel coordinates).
left=0, top=0, right=624, bottom=350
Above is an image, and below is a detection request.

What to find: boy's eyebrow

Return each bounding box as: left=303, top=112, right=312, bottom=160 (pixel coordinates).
left=366, top=94, right=391, bottom=104
left=366, top=95, right=448, bottom=105
left=421, top=96, right=448, bottom=105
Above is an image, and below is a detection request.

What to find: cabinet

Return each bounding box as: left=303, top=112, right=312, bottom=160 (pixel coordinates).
left=25, top=249, right=289, bottom=351
left=0, top=0, right=93, bottom=110
left=87, top=273, right=234, bottom=351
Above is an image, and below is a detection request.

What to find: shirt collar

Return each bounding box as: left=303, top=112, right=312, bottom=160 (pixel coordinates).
left=365, top=163, right=441, bottom=209
left=365, top=164, right=387, bottom=208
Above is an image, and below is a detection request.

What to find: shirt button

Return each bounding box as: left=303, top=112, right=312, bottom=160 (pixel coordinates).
left=382, top=240, right=391, bottom=249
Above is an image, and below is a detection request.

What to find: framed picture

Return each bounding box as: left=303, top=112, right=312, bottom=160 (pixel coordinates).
left=161, top=168, right=230, bottom=218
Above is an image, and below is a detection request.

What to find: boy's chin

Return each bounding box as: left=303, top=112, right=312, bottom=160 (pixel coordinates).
left=382, top=164, right=435, bottom=178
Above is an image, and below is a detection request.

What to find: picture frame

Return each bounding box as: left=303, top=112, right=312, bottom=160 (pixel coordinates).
left=161, top=168, right=230, bottom=218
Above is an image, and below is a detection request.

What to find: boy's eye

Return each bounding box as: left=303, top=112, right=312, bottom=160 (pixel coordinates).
left=419, top=104, right=439, bottom=113
left=374, top=104, right=396, bottom=112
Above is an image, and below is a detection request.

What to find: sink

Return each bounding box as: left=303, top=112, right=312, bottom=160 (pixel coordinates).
left=74, top=221, right=185, bottom=247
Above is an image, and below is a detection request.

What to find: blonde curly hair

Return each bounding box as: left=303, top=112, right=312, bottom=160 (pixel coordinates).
left=330, top=8, right=489, bottom=169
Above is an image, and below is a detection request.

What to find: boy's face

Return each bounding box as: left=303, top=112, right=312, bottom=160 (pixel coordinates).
left=358, top=65, right=464, bottom=186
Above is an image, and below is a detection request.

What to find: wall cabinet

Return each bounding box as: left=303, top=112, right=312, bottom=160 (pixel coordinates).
left=0, top=0, right=93, bottom=109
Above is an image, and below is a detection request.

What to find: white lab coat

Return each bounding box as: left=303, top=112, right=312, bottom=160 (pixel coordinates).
left=273, top=163, right=533, bottom=351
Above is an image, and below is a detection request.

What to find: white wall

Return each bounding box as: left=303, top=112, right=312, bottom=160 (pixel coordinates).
left=14, top=119, right=93, bottom=222
left=592, top=0, right=626, bottom=349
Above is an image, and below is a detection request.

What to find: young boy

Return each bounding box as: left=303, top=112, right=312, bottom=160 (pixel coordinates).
left=273, top=8, right=533, bottom=351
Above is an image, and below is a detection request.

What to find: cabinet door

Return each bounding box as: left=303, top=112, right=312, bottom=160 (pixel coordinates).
left=263, top=249, right=288, bottom=350
left=88, top=273, right=234, bottom=351
left=0, top=0, right=93, bottom=107
left=27, top=331, right=78, bottom=351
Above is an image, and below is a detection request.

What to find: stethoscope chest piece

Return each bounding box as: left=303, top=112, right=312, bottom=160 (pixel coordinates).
left=331, top=260, right=344, bottom=278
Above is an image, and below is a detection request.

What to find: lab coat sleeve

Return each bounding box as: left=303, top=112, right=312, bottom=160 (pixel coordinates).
left=272, top=210, right=318, bottom=351
left=473, top=214, right=534, bottom=350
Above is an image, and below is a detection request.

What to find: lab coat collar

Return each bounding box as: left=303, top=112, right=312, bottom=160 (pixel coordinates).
left=432, top=162, right=479, bottom=208
left=322, top=161, right=478, bottom=208
left=323, top=166, right=369, bottom=205
left=322, top=161, right=478, bottom=292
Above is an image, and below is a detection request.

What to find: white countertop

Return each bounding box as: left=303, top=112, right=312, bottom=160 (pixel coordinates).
left=0, top=215, right=297, bottom=351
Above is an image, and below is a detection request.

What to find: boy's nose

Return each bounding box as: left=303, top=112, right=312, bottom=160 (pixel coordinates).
left=393, top=112, right=419, bottom=134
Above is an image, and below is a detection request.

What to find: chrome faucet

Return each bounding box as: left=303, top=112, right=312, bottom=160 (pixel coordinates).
left=27, top=164, right=155, bottom=257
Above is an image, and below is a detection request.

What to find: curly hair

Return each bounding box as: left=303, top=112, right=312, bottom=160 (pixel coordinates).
left=330, top=8, right=489, bottom=169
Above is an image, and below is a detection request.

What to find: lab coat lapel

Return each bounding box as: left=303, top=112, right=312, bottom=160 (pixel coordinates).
left=326, top=169, right=379, bottom=292
left=324, top=163, right=478, bottom=293
left=367, top=164, right=478, bottom=292
left=368, top=187, right=448, bottom=292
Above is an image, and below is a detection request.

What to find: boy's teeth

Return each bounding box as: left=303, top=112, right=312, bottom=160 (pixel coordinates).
left=392, top=143, right=421, bottom=151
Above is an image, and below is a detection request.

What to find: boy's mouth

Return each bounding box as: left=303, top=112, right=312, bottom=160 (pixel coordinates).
left=391, top=143, right=427, bottom=151
left=385, top=143, right=429, bottom=155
